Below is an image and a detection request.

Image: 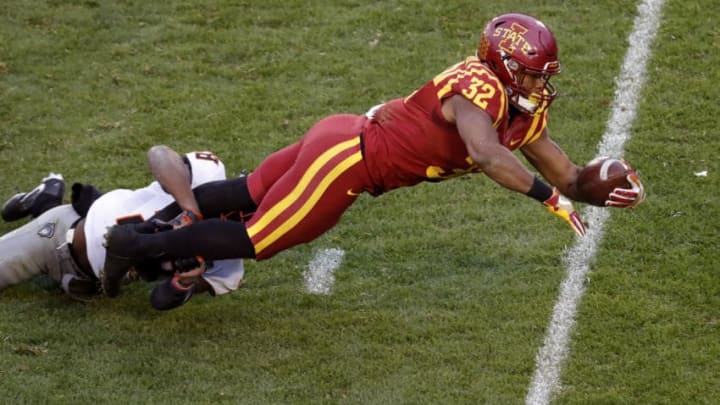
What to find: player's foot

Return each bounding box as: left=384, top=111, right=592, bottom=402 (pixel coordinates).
left=1, top=173, right=65, bottom=221
left=150, top=275, right=198, bottom=310
left=101, top=223, right=143, bottom=297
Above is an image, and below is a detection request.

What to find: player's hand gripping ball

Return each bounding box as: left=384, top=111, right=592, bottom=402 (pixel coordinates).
left=576, top=157, right=645, bottom=208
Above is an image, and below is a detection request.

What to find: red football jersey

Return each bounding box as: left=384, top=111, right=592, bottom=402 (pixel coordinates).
left=362, top=56, right=549, bottom=194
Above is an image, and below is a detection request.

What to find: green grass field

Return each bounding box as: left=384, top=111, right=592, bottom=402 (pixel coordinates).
left=1, top=0, right=718, bottom=404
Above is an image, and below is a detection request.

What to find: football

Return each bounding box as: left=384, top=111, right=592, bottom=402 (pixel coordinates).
left=576, top=157, right=632, bottom=206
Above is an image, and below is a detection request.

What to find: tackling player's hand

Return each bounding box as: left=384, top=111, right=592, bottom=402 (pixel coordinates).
left=141, top=209, right=202, bottom=234
left=607, top=160, right=646, bottom=208
left=544, top=188, right=586, bottom=237
left=168, top=209, right=203, bottom=229
left=160, top=256, right=212, bottom=277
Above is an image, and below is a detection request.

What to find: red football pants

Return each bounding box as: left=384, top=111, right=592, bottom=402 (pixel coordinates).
left=245, top=114, right=373, bottom=260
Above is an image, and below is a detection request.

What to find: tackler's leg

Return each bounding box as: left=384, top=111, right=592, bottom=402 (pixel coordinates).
left=0, top=205, right=80, bottom=291
left=2, top=173, right=65, bottom=222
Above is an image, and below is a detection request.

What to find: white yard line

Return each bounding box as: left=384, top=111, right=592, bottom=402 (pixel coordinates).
left=525, top=1, right=665, bottom=404
left=304, top=248, right=344, bottom=295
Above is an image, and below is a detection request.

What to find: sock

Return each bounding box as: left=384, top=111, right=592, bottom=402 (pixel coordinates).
left=152, top=176, right=257, bottom=221
left=195, top=176, right=257, bottom=217
left=138, top=219, right=256, bottom=260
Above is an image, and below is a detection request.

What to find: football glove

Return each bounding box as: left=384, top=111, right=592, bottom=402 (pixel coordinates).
left=141, top=209, right=202, bottom=234
left=607, top=161, right=646, bottom=208
left=544, top=188, right=586, bottom=237
left=160, top=256, right=212, bottom=275
left=168, top=209, right=203, bottom=229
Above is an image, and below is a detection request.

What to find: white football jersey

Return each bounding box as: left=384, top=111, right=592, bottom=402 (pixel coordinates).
left=84, top=152, right=244, bottom=294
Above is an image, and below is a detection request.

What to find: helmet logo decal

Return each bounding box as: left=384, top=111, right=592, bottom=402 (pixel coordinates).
left=495, top=23, right=533, bottom=56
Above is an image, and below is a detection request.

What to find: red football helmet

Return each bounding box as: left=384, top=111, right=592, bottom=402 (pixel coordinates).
left=477, top=13, right=562, bottom=114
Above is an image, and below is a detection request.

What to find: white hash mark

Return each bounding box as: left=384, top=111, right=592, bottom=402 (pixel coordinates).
left=526, top=1, right=666, bottom=404
left=304, top=248, right=344, bottom=295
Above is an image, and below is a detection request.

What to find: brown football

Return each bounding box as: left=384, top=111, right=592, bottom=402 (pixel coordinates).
left=576, top=157, right=632, bottom=206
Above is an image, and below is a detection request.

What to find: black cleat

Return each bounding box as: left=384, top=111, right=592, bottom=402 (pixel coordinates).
left=150, top=275, right=195, bottom=310
left=101, top=223, right=143, bottom=297
left=2, top=173, right=65, bottom=221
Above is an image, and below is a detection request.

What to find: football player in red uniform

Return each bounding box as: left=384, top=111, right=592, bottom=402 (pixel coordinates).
left=101, top=13, right=645, bottom=296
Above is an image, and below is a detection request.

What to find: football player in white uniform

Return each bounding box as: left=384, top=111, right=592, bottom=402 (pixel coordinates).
left=0, top=145, right=245, bottom=310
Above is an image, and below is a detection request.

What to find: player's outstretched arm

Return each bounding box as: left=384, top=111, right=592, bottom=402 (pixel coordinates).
left=520, top=133, right=583, bottom=200
left=450, top=95, right=538, bottom=193
left=147, top=145, right=202, bottom=219
left=523, top=138, right=646, bottom=209
left=447, top=96, right=585, bottom=236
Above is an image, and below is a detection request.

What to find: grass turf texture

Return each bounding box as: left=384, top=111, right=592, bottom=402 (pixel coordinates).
left=1, top=0, right=718, bottom=403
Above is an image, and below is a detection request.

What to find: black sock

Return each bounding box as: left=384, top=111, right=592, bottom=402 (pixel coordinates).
left=138, top=219, right=256, bottom=260
left=195, top=176, right=257, bottom=217
left=152, top=176, right=257, bottom=221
